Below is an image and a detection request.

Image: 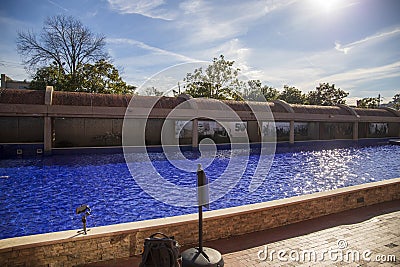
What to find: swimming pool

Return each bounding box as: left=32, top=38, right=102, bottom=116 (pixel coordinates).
left=0, top=145, right=399, bottom=239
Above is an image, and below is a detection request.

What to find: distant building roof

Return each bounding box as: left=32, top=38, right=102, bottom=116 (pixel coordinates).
left=1, top=74, right=30, bottom=89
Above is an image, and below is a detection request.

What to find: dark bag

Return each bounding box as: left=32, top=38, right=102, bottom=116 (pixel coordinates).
left=139, top=232, right=181, bottom=267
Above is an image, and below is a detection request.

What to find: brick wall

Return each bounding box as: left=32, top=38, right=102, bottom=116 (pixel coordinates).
left=0, top=178, right=399, bottom=267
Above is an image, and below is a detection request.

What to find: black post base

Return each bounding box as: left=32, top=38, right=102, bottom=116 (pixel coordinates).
left=181, top=247, right=224, bottom=267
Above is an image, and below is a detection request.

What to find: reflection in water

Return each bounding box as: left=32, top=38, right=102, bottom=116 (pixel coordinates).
left=0, top=145, right=399, bottom=239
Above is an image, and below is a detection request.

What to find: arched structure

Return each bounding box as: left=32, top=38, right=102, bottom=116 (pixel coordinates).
left=0, top=89, right=399, bottom=156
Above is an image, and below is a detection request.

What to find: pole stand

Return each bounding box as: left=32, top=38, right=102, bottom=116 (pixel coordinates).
left=181, top=164, right=224, bottom=267
left=181, top=247, right=223, bottom=267
left=82, top=214, right=87, bottom=235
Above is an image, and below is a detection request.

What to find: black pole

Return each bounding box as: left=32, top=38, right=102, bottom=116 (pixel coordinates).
left=198, top=204, right=203, bottom=252
left=181, top=164, right=224, bottom=266
left=197, top=164, right=206, bottom=253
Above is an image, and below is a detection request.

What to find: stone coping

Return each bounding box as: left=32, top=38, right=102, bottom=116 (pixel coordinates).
left=1, top=177, right=399, bottom=253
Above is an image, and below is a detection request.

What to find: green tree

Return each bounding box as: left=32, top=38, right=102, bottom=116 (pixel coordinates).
left=356, top=97, right=379, bottom=109
left=244, top=80, right=279, bottom=101
left=18, top=14, right=134, bottom=93
left=279, top=85, right=307, bottom=104
left=307, top=83, right=349, bottom=106
left=144, top=86, right=163, bottom=96
left=183, top=55, right=243, bottom=100
left=387, top=93, right=400, bottom=110
left=30, top=60, right=135, bottom=94
left=29, top=62, right=67, bottom=90
left=80, top=60, right=134, bottom=94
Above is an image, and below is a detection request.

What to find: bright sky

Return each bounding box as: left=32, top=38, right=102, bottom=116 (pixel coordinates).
left=1, top=0, right=399, bottom=105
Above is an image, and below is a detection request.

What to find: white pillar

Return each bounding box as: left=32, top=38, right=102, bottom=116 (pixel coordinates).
left=44, top=86, right=53, bottom=154
left=192, top=119, right=198, bottom=148
left=289, top=120, right=295, bottom=144
left=353, top=122, right=359, bottom=140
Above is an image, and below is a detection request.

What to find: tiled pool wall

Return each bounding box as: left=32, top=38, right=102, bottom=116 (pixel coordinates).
left=0, top=178, right=399, bottom=267
left=0, top=137, right=396, bottom=158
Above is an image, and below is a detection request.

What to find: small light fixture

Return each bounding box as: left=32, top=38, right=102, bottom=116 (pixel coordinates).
left=76, top=205, right=91, bottom=235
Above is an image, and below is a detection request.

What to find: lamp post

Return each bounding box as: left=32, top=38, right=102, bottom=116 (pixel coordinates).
left=181, top=164, right=224, bottom=267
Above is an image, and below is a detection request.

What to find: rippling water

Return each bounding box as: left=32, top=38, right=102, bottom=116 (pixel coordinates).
left=0, top=145, right=399, bottom=239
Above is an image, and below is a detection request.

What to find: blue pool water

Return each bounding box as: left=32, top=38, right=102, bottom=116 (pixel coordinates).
left=0, top=145, right=399, bottom=239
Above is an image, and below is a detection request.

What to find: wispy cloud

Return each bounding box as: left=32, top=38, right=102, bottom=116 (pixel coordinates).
left=107, top=0, right=176, bottom=20
left=176, top=0, right=297, bottom=44
left=108, top=38, right=198, bottom=62
left=195, top=38, right=262, bottom=80
left=335, top=27, right=400, bottom=54
left=294, top=60, right=400, bottom=98
left=318, top=61, right=400, bottom=84
left=47, top=0, right=69, bottom=12
left=86, top=10, right=98, bottom=17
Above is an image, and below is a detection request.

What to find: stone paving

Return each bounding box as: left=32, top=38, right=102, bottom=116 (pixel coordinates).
left=222, top=206, right=400, bottom=266
left=84, top=200, right=400, bottom=267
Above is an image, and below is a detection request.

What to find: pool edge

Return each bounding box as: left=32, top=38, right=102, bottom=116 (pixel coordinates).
left=0, top=177, right=399, bottom=266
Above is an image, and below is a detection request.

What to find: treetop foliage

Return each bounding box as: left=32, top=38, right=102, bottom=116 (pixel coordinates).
left=30, top=60, right=135, bottom=94
left=17, top=15, right=107, bottom=75
left=243, top=80, right=279, bottom=102
left=17, top=14, right=134, bottom=94
left=386, top=94, right=400, bottom=110
left=182, top=55, right=350, bottom=106
left=280, top=85, right=307, bottom=104
left=356, top=97, right=380, bottom=109
left=183, top=55, right=243, bottom=100
left=307, top=83, right=349, bottom=106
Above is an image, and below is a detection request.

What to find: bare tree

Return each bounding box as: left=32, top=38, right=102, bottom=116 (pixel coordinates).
left=17, top=15, right=108, bottom=77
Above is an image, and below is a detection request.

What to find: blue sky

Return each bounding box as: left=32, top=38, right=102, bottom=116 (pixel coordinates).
left=0, top=0, right=399, bottom=104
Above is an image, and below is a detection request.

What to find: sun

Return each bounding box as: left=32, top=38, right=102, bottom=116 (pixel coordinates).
left=313, top=0, right=341, bottom=13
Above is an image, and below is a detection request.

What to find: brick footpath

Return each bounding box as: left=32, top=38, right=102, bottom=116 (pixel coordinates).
left=221, top=202, right=400, bottom=266
left=84, top=200, right=399, bottom=267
